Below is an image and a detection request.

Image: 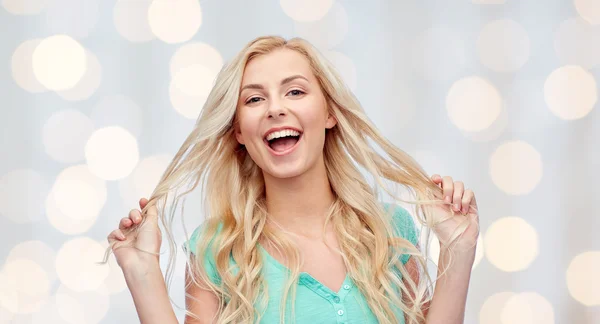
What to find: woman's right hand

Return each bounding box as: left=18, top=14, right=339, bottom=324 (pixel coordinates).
left=107, top=198, right=162, bottom=271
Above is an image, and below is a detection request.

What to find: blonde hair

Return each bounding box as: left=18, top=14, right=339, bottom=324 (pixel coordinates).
left=101, top=35, right=475, bottom=324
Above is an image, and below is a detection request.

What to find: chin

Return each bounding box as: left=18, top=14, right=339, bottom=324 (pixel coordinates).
left=263, top=166, right=306, bottom=180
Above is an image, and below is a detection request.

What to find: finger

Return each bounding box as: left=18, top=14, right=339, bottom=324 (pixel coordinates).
left=139, top=197, right=149, bottom=210
left=129, top=209, right=142, bottom=224
left=442, top=176, right=454, bottom=203
left=144, top=203, right=159, bottom=226
left=107, top=229, right=126, bottom=242
left=119, top=217, right=133, bottom=230
left=462, top=189, right=473, bottom=214
left=431, top=174, right=442, bottom=183
left=452, top=181, right=464, bottom=212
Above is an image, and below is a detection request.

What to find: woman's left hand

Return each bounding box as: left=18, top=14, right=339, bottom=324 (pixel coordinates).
left=430, top=174, right=480, bottom=251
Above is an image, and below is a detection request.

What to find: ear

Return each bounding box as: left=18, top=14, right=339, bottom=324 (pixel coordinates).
left=325, top=113, right=337, bottom=129
left=234, top=123, right=245, bottom=145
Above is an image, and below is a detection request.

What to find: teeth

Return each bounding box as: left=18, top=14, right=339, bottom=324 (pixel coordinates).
left=265, top=129, right=300, bottom=141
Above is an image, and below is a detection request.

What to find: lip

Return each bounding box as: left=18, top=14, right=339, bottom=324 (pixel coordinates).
left=263, top=126, right=303, bottom=157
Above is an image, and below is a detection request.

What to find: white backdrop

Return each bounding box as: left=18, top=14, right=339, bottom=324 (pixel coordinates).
left=0, top=0, right=598, bottom=323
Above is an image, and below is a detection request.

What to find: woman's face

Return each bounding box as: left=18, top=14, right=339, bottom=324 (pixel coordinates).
left=235, top=48, right=336, bottom=179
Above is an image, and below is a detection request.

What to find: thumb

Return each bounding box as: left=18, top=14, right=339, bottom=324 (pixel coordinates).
left=142, top=202, right=160, bottom=227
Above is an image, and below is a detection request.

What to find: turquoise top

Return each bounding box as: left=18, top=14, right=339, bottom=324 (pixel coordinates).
left=183, top=203, right=419, bottom=324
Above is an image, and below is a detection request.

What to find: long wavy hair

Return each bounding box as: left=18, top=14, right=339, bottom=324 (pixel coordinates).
left=101, top=35, right=473, bottom=324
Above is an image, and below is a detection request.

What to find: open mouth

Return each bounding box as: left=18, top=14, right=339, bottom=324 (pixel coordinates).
left=264, top=130, right=303, bottom=154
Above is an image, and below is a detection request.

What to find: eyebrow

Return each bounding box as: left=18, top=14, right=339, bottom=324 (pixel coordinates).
left=240, top=75, right=309, bottom=92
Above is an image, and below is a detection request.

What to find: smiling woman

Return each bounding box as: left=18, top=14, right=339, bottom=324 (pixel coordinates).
left=102, top=35, right=479, bottom=324
left=235, top=52, right=337, bottom=181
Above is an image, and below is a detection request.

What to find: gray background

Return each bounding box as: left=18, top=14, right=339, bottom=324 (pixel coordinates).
left=0, top=0, right=598, bottom=323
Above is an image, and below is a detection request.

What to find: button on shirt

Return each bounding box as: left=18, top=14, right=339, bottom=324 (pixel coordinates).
left=183, top=203, right=419, bottom=323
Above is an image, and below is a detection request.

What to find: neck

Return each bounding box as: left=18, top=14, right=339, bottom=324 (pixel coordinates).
left=263, top=157, right=335, bottom=236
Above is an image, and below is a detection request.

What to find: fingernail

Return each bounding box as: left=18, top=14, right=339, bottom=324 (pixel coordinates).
left=119, top=233, right=126, bottom=240
left=445, top=196, right=451, bottom=203
left=454, top=203, right=460, bottom=210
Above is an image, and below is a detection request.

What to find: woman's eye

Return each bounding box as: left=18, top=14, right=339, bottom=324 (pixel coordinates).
left=288, top=89, right=305, bottom=96
left=246, top=97, right=262, bottom=104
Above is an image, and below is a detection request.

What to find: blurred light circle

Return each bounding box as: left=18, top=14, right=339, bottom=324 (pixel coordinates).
left=479, top=292, right=516, bottom=324
left=50, top=165, right=107, bottom=221
left=170, top=42, right=223, bottom=77
left=148, top=0, right=202, bottom=44
left=501, top=292, right=555, bottom=324
left=46, top=165, right=106, bottom=234
left=11, top=39, right=48, bottom=93
left=489, top=141, right=543, bottom=195
left=56, top=49, right=102, bottom=101
left=32, top=35, right=87, bottom=91
left=55, top=237, right=110, bottom=292
left=544, top=65, right=597, bottom=120
left=0, top=271, right=20, bottom=315
left=446, top=76, right=502, bottom=132
left=2, top=0, right=47, bottom=15
left=485, top=217, right=539, bottom=272
left=7, top=241, right=58, bottom=285
left=53, top=179, right=102, bottom=221
left=0, top=259, right=50, bottom=314
left=46, top=191, right=99, bottom=235
left=85, top=127, right=140, bottom=181
left=169, top=64, right=216, bottom=119
left=566, top=251, right=600, bottom=306
left=574, top=0, right=600, bottom=25
left=425, top=234, right=485, bottom=270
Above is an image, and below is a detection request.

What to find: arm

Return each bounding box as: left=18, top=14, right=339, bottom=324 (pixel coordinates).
left=184, top=254, right=221, bottom=324
left=123, top=262, right=179, bottom=324
left=403, top=246, right=474, bottom=324
left=424, top=248, right=475, bottom=324
left=123, top=257, right=221, bottom=324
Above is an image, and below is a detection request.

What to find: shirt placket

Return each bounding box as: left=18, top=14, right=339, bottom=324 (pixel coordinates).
left=299, top=274, right=354, bottom=324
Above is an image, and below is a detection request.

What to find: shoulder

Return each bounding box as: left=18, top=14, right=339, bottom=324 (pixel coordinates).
left=183, top=220, right=224, bottom=285
left=382, top=202, right=420, bottom=247
left=183, top=219, right=223, bottom=255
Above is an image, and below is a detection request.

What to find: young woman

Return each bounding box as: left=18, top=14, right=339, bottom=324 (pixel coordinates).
left=104, top=36, right=480, bottom=324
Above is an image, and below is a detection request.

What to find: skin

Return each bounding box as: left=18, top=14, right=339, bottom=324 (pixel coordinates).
left=107, top=48, right=480, bottom=324
left=234, top=48, right=338, bottom=237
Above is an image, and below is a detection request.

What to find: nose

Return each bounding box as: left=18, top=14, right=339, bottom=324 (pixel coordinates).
left=267, top=101, right=286, bottom=119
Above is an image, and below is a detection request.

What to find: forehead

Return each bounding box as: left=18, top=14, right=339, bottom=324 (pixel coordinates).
left=241, top=48, right=314, bottom=84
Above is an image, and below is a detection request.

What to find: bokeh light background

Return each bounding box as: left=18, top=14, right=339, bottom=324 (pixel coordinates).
left=1, top=0, right=599, bottom=323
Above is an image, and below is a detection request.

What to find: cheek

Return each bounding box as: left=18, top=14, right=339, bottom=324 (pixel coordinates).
left=237, top=121, right=266, bottom=154
left=302, top=107, right=329, bottom=131
left=236, top=111, right=259, bottom=136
